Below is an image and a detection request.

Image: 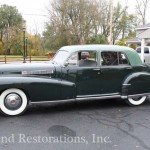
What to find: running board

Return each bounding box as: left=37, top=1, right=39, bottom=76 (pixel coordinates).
left=31, top=94, right=121, bottom=104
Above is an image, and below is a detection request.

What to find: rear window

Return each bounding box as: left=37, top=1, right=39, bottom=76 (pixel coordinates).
left=101, top=51, right=129, bottom=66
left=136, top=47, right=149, bottom=54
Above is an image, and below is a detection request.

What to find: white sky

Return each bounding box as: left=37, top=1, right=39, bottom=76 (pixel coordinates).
left=0, top=0, right=52, bottom=34
left=0, top=0, right=149, bottom=34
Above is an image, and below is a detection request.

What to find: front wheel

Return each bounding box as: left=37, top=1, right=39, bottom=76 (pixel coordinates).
left=0, top=89, right=28, bottom=116
left=126, top=96, right=147, bottom=106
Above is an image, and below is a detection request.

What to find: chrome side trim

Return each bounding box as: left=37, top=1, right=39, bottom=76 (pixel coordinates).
left=76, top=95, right=121, bottom=101
left=31, top=99, right=75, bottom=104
left=128, top=93, right=150, bottom=98
left=121, top=96, right=128, bottom=99
left=31, top=94, right=121, bottom=104
left=122, top=84, right=131, bottom=86
left=77, top=93, right=120, bottom=98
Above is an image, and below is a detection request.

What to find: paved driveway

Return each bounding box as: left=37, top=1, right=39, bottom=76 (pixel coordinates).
left=0, top=98, right=150, bottom=150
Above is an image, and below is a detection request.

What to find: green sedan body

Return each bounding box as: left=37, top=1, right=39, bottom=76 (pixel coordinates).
left=0, top=45, right=150, bottom=116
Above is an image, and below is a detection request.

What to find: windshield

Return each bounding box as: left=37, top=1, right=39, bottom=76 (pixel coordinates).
left=52, top=50, right=69, bottom=64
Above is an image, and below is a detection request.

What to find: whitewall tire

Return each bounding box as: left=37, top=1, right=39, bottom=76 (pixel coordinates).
left=0, top=89, right=28, bottom=116
left=126, top=96, right=147, bottom=106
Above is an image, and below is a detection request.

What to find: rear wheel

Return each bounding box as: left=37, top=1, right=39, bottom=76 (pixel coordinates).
left=0, top=89, right=28, bottom=116
left=126, top=96, right=147, bottom=106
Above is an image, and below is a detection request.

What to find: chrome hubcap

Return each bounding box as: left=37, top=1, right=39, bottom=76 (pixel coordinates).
left=4, top=93, right=22, bottom=110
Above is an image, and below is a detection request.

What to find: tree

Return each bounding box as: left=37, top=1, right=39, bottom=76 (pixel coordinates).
left=135, top=0, right=150, bottom=25
left=44, top=0, right=100, bottom=50
left=0, top=4, right=24, bottom=54
left=27, top=33, right=45, bottom=56
left=112, top=2, right=137, bottom=44
left=43, top=0, right=137, bottom=50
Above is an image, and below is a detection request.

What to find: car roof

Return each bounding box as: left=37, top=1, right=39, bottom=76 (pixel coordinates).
left=59, top=44, right=142, bottom=66
left=60, top=44, right=133, bottom=52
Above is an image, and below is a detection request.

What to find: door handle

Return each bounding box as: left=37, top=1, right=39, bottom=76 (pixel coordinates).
left=126, top=67, right=132, bottom=70
left=93, top=68, right=101, bottom=75
left=93, top=68, right=101, bottom=71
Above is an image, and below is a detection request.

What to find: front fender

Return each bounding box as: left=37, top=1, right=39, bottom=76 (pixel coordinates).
left=0, top=76, right=76, bottom=102
left=122, top=72, right=150, bottom=97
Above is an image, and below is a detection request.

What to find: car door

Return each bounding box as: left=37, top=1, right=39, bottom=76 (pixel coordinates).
left=99, top=51, right=133, bottom=94
left=76, top=65, right=101, bottom=96
left=62, top=50, right=101, bottom=96
left=77, top=51, right=101, bottom=96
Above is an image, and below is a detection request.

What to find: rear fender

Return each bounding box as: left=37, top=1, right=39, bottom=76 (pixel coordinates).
left=122, top=72, right=150, bottom=98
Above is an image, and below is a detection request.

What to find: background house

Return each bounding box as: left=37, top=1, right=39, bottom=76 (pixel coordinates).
left=126, top=23, right=150, bottom=46
left=126, top=23, right=150, bottom=62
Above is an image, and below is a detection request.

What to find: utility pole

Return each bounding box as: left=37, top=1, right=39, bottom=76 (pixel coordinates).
left=23, top=26, right=26, bottom=63
left=141, top=39, right=145, bottom=63
left=109, top=0, right=113, bottom=45
left=25, top=37, right=28, bottom=58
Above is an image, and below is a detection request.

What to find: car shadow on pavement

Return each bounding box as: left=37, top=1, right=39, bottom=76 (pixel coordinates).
left=0, top=98, right=150, bottom=117
left=22, top=98, right=150, bottom=116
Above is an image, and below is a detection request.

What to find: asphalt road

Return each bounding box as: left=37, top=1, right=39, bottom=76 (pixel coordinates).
left=0, top=98, right=150, bottom=150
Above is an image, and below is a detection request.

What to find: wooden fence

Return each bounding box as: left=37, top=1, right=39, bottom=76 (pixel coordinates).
left=0, top=55, right=55, bottom=64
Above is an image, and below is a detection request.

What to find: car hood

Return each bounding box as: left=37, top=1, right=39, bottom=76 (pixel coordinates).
left=0, top=62, right=56, bottom=76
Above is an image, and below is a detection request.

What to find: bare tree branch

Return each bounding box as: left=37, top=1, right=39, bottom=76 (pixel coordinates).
left=135, top=0, right=150, bottom=25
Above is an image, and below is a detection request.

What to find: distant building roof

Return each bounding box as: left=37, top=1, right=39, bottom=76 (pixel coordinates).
left=126, top=38, right=141, bottom=44
left=136, top=23, right=150, bottom=30
left=137, top=28, right=150, bottom=39
left=127, top=23, right=150, bottom=45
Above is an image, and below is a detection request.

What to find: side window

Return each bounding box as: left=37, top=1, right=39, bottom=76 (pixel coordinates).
left=136, top=47, right=149, bottom=54
left=118, top=52, right=129, bottom=65
left=101, top=51, right=129, bottom=66
left=78, top=51, right=97, bottom=67
left=67, top=52, right=78, bottom=66
left=136, top=48, right=141, bottom=53
left=144, top=48, right=149, bottom=54
left=101, top=52, right=118, bottom=66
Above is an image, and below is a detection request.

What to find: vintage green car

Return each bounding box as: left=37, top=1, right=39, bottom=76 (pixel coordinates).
left=0, top=45, right=150, bottom=116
